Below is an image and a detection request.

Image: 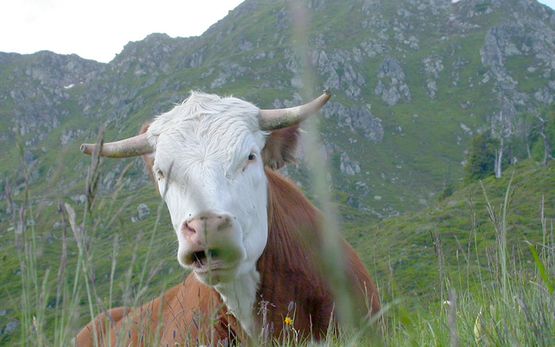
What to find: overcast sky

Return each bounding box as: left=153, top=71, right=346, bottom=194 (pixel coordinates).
left=1, top=0, right=554, bottom=63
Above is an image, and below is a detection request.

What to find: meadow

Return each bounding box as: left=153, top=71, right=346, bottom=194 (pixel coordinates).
left=2, top=131, right=554, bottom=346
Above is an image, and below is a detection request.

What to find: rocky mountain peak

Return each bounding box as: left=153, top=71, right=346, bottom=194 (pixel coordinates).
left=1, top=0, right=555, bottom=218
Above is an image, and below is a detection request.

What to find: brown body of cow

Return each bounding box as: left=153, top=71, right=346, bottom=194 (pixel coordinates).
left=76, top=99, right=380, bottom=346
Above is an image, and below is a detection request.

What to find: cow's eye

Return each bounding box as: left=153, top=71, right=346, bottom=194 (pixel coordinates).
left=241, top=153, right=257, bottom=173
left=156, top=169, right=164, bottom=180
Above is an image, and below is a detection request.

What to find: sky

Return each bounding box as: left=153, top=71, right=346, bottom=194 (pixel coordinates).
left=534, top=0, right=555, bottom=8
left=0, top=0, right=244, bottom=63
left=1, top=0, right=555, bottom=63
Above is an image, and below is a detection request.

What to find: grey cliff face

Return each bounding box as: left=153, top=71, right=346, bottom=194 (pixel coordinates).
left=375, top=58, right=411, bottom=106
left=323, top=102, right=384, bottom=143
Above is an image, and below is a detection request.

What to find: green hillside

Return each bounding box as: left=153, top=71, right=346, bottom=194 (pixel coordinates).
left=353, top=160, right=554, bottom=303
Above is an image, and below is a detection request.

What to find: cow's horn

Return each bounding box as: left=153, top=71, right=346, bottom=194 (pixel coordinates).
left=259, top=90, right=332, bottom=130
left=80, top=133, right=153, bottom=158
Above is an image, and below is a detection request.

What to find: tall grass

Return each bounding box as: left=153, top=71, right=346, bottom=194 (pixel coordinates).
left=4, top=122, right=554, bottom=347
left=3, top=131, right=175, bottom=346
left=288, top=1, right=360, bottom=334
left=379, top=176, right=555, bottom=347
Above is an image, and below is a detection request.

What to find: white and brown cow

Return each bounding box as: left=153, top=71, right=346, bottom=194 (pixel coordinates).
left=76, top=91, right=380, bottom=346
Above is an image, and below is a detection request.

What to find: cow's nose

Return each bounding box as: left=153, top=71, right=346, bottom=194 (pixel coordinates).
left=182, top=212, right=233, bottom=242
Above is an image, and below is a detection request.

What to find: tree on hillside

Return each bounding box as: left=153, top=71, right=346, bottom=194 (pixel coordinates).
left=537, top=116, right=552, bottom=166
left=535, top=111, right=554, bottom=166
left=520, top=113, right=535, bottom=160
left=490, top=97, right=517, bottom=178
left=464, top=132, right=499, bottom=181
left=528, top=108, right=555, bottom=166
left=494, top=136, right=504, bottom=178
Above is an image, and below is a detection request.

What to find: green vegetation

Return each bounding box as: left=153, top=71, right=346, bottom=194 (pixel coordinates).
left=463, top=106, right=555, bottom=182
left=464, top=132, right=499, bottom=181
left=530, top=109, right=555, bottom=164
left=1, top=137, right=553, bottom=345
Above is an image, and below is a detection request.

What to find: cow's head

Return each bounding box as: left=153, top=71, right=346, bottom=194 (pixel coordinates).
left=81, top=91, right=330, bottom=285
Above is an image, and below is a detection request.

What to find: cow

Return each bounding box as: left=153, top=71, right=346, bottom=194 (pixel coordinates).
left=76, top=91, right=380, bottom=346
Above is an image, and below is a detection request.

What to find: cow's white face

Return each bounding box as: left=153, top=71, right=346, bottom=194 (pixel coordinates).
left=146, top=93, right=269, bottom=285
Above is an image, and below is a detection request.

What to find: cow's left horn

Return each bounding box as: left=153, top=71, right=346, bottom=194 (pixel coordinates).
left=259, top=90, right=332, bottom=130
left=80, top=133, right=153, bottom=158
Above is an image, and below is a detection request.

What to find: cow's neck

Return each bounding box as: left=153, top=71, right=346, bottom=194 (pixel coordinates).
left=214, top=266, right=260, bottom=337
left=254, top=169, right=329, bottom=338
left=215, top=170, right=324, bottom=339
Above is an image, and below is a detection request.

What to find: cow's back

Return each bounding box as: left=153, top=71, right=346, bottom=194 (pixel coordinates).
left=75, top=274, right=241, bottom=346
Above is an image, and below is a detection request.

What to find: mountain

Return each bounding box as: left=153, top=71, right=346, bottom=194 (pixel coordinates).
left=2, top=0, right=555, bottom=217
left=1, top=0, right=555, bottom=343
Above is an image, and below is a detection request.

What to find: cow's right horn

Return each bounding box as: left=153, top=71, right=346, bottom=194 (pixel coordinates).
left=80, top=133, right=153, bottom=158
left=259, top=90, right=331, bottom=130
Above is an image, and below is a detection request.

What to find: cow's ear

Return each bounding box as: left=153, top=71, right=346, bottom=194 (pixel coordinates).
left=139, top=123, right=155, bottom=181
left=262, top=125, right=300, bottom=170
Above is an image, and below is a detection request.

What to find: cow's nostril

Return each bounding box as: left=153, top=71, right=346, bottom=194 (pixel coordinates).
left=184, top=221, right=196, bottom=234
left=184, top=213, right=233, bottom=236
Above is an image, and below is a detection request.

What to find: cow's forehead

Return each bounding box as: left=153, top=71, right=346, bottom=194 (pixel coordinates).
left=148, top=92, right=261, bottom=137
left=147, top=92, right=266, bottom=171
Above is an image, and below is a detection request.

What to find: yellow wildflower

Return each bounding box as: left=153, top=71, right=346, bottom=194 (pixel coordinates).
left=284, top=316, right=293, bottom=326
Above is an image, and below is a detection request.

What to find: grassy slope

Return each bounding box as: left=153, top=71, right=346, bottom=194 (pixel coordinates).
left=1, top=155, right=553, bottom=345
left=351, top=160, right=554, bottom=305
